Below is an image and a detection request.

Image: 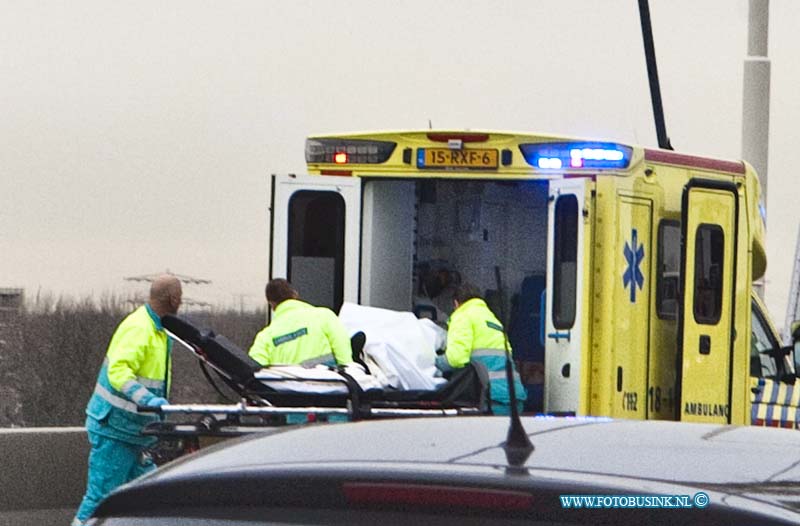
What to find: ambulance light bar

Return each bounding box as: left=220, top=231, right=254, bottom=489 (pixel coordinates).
left=520, top=142, right=632, bottom=170
left=306, top=138, right=397, bottom=164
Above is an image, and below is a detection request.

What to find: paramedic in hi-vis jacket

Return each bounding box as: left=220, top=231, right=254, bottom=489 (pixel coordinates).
left=249, top=278, right=353, bottom=367
left=73, top=274, right=182, bottom=526
left=435, top=283, right=526, bottom=415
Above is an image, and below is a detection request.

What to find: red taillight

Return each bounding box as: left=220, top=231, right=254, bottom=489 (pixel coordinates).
left=306, top=138, right=396, bottom=164
left=426, top=133, right=489, bottom=143
left=342, top=483, right=533, bottom=511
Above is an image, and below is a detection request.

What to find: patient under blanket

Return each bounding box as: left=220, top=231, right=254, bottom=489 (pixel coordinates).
left=255, top=364, right=382, bottom=394
left=338, top=302, right=447, bottom=391
left=258, top=303, right=447, bottom=394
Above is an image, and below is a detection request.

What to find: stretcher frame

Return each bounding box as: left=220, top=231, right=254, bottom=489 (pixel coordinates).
left=139, top=315, right=490, bottom=445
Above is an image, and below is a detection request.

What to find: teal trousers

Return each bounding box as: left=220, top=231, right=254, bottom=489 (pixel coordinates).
left=73, top=431, right=155, bottom=524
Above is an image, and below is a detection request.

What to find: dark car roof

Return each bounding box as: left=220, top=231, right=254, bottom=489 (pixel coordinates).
left=156, top=416, right=800, bottom=483
left=97, top=417, right=800, bottom=525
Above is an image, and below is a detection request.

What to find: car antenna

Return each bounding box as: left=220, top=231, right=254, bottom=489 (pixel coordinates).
left=494, top=266, right=534, bottom=471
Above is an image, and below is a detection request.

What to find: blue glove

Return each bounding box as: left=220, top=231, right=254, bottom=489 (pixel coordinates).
left=435, top=354, right=453, bottom=373
left=146, top=396, right=169, bottom=408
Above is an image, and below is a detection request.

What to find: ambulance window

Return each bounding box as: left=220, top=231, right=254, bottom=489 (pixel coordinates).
left=553, top=194, right=578, bottom=329
left=287, top=190, right=345, bottom=312
left=693, top=224, right=724, bottom=325
left=656, top=221, right=680, bottom=320
left=751, top=300, right=779, bottom=378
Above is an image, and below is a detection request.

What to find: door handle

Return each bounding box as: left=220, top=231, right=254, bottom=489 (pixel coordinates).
left=547, top=330, right=571, bottom=343
left=699, top=335, right=711, bottom=355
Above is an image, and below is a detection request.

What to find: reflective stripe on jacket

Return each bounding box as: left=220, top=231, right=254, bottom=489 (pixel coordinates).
left=85, top=304, right=171, bottom=445
left=444, top=298, right=525, bottom=408
left=248, top=299, right=352, bottom=367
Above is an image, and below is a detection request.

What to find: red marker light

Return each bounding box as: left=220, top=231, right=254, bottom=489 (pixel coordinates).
left=427, top=133, right=489, bottom=143
left=334, top=152, right=348, bottom=164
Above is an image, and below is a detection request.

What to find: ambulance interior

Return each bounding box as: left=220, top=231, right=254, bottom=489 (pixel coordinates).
left=361, top=179, right=549, bottom=319
left=285, top=177, right=559, bottom=409
left=360, top=178, right=552, bottom=394
left=286, top=177, right=553, bottom=326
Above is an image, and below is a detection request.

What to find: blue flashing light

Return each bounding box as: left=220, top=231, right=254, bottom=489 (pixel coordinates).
left=520, top=142, right=633, bottom=170
left=537, top=157, right=563, bottom=169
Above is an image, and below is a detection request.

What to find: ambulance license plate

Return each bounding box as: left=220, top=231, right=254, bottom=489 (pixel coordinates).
left=417, top=148, right=499, bottom=170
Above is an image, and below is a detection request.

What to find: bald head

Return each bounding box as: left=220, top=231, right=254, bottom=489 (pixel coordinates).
left=149, top=274, right=182, bottom=317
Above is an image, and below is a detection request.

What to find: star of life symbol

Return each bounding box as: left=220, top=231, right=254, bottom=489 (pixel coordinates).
left=623, top=229, right=645, bottom=303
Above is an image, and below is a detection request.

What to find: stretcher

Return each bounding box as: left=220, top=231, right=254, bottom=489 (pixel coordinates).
left=139, top=314, right=490, bottom=460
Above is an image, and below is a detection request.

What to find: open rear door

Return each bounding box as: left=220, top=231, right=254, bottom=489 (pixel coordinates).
left=544, top=178, right=587, bottom=414
left=678, top=179, right=738, bottom=424
left=270, top=174, right=361, bottom=312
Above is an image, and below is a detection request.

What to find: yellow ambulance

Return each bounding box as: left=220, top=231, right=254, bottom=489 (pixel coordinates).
left=266, top=130, right=798, bottom=427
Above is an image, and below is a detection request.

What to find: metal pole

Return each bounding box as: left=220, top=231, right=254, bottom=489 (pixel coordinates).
left=742, top=0, right=770, bottom=215
left=783, top=227, right=800, bottom=343
left=743, top=0, right=770, bottom=299
left=638, top=0, right=672, bottom=150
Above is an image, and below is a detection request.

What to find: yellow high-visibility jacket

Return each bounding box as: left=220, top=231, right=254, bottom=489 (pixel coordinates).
left=442, top=298, right=525, bottom=409
left=85, top=304, right=170, bottom=445
left=444, top=298, right=508, bottom=368
left=249, top=299, right=353, bottom=367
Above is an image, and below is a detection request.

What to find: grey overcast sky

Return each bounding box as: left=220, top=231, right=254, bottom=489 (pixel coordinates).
left=1, top=1, right=799, bottom=322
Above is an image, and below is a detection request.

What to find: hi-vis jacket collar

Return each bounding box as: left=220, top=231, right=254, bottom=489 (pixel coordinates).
left=458, top=298, right=490, bottom=312
left=145, top=303, right=164, bottom=331
left=449, top=298, right=493, bottom=328
left=274, top=299, right=307, bottom=315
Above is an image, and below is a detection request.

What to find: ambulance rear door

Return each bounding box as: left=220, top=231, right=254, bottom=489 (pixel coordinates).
left=678, top=179, right=738, bottom=424
left=544, top=178, right=588, bottom=414
left=269, top=174, right=361, bottom=313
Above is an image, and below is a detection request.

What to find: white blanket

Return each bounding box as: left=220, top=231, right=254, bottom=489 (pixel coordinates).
left=339, top=302, right=447, bottom=390
left=254, top=364, right=382, bottom=394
